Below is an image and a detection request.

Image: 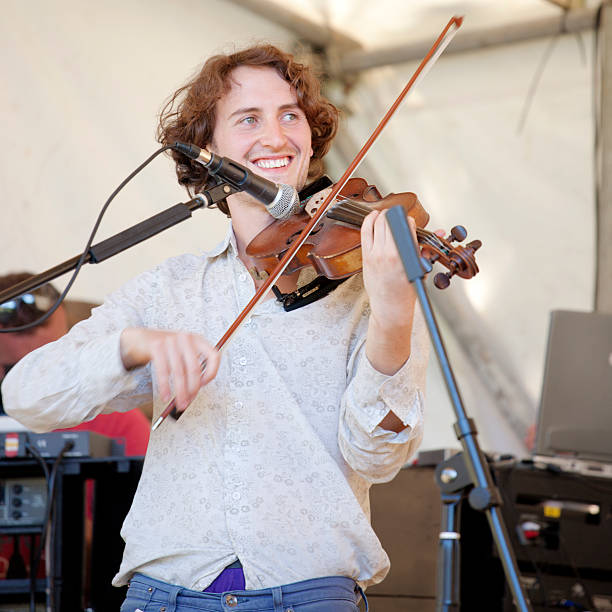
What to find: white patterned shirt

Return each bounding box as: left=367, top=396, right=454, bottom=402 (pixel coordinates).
left=2, top=228, right=428, bottom=590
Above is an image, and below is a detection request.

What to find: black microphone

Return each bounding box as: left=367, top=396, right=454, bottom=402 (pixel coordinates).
left=173, top=141, right=301, bottom=220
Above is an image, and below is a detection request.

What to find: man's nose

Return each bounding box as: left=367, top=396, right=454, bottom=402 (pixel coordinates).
left=259, top=119, right=288, bottom=149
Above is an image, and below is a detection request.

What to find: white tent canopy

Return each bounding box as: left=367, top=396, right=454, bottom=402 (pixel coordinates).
left=1, top=0, right=603, bottom=456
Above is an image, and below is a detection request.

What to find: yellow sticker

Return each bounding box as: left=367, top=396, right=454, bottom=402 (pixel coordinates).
left=543, top=504, right=561, bottom=519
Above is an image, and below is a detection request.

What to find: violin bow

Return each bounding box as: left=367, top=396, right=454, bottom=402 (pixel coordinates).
left=152, top=16, right=463, bottom=431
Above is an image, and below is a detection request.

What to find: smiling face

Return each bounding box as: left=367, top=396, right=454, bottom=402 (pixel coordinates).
left=209, top=65, right=313, bottom=216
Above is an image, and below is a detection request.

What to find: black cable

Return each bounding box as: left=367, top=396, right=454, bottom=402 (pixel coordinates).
left=0, top=144, right=174, bottom=334
left=28, top=533, right=37, bottom=612
left=496, top=462, right=549, bottom=607
left=25, top=441, right=50, bottom=483
left=25, top=441, right=73, bottom=612
left=555, top=530, right=597, bottom=612
left=25, top=441, right=51, bottom=612
left=44, top=442, right=73, bottom=612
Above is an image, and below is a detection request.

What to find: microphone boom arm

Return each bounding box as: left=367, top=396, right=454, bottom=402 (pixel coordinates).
left=0, top=183, right=237, bottom=305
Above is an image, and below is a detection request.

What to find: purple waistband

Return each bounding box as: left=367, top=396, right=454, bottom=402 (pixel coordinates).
left=203, top=562, right=245, bottom=593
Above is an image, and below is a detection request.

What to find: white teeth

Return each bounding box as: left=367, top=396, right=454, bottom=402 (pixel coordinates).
left=254, top=157, right=290, bottom=169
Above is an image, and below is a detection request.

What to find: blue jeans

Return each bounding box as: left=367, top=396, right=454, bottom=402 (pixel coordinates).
left=120, top=573, right=368, bottom=612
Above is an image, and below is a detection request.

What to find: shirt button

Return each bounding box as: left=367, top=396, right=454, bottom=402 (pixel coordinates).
left=239, top=357, right=247, bottom=366
left=232, top=491, right=241, bottom=500
left=239, top=273, right=247, bottom=282
left=225, top=594, right=238, bottom=607
left=234, top=401, right=243, bottom=409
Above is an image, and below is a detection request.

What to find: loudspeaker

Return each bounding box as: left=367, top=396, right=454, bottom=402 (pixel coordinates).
left=368, top=465, right=440, bottom=611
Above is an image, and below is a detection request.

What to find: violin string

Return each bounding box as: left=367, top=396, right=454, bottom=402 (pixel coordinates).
left=330, top=197, right=446, bottom=251
left=327, top=198, right=368, bottom=225
left=331, top=199, right=376, bottom=224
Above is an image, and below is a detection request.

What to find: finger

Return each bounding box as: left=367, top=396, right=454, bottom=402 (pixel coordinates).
left=368, top=215, right=387, bottom=265
left=165, top=335, right=190, bottom=411
left=196, top=343, right=221, bottom=386
left=377, top=208, right=398, bottom=247
left=178, top=334, right=205, bottom=402
left=150, top=338, right=172, bottom=404
left=373, top=209, right=403, bottom=261
left=365, top=210, right=392, bottom=264
left=361, top=210, right=380, bottom=253
left=372, top=208, right=388, bottom=243
left=406, top=215, right=418, bottom=240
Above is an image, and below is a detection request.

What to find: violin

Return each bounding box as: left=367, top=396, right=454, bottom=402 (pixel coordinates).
left=246, top=177, right=482, bottom=290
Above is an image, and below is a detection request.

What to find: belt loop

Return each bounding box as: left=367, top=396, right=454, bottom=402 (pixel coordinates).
left=356, top=585, right=369, bottom=612
left=272, top=586, right=283, bottom=611
left=167, top=582, right=180, bottom=611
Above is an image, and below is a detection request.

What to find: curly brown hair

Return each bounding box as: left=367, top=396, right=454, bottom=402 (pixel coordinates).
left=157, top=44, right=339, bottom=216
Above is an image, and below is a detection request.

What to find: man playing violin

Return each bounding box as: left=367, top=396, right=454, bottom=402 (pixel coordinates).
left=3, top=44, right=429, bottom=611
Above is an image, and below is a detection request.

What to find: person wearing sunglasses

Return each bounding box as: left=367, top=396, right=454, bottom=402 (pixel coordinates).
left=0, top=281, right=60, bottom=329
left=0, top=276, right=66, bottom=411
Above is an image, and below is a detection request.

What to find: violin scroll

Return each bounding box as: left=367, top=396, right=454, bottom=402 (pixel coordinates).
left=417, top=225, right=482, bottom=289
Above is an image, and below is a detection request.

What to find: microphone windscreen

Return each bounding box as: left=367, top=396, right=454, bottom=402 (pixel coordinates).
left=265, top=184, right=301, bottom=220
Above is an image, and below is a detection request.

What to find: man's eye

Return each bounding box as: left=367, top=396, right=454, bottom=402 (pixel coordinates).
left=283, top=112, right=298, bottom=121
left=240, top=116, right=256, bottom=125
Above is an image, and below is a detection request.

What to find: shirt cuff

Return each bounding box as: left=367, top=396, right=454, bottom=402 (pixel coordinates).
left=348, top=351, right=424, bottom=436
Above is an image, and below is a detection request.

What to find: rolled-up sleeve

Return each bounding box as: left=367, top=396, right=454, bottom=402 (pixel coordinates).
left=338, top=305, right=429, bottom=483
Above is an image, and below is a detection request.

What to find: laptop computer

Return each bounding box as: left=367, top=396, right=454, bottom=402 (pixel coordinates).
left=534, top=310, right=612, bottom=470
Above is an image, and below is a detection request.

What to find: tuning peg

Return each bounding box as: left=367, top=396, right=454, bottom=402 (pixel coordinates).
left=448, top=225, right=467, bottom=242
left=434, top=272, right=451, bottom=289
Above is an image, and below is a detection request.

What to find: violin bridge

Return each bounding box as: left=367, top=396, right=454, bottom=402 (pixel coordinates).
left=248, top=267, right=269, bottom=282
left=304, top=187, right=333, bottom=218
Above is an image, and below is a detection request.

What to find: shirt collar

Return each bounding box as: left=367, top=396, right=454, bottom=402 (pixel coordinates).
left=203, top=222, right=238, bottom=259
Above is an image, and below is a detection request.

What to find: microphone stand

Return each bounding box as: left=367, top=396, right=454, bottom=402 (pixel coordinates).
left=0, top=182, right=236, bottom=304
left=385, top=206, right=533, bottom=612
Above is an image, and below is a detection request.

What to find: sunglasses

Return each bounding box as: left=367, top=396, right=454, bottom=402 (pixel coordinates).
left=0, top=284, right=60, bottom=327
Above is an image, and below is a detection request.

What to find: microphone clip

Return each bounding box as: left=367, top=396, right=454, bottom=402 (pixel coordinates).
left=197, top=179, right=239, bottom=208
